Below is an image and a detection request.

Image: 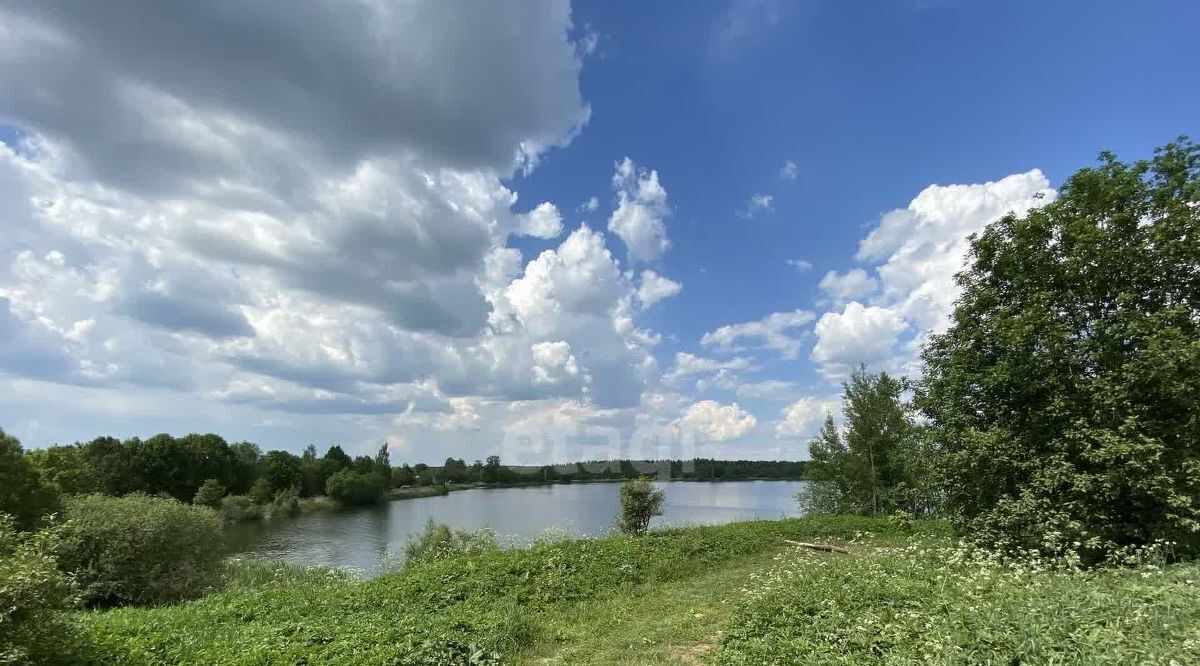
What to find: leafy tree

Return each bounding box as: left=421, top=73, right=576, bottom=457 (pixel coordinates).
left=192, top=479, right=226, bottom=509
left=228, top=441, right=262, bottom=494
left=261, top=450, right=303, bottom=494
left=392, top=464, right=416, bottom=487
left=618, top=478, right=665, bottom=535
left=325, top=469, right=385, bottom=506
left=917, top=140, right=1200, bottom=559
left=481, top=455, right=502, bottom=484
left=374, top=442, right=392, bottom=489
left=0, top=429, right=60, bottom=531
left=798, top=367, right=927, bottom=517
left=300, top=444, right=323, bottom=497
left=352, top=455, right=375, bottom=475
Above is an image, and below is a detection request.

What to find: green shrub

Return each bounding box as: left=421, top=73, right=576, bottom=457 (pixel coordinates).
left=403, top=519, right=500, bottom=566
left=717, top=540, right=1200, bottom=664
left=0, top=515, right=84, bottom=665
left=618, top=477, right=664, bottom=534
left=191, top=478, right=225, bottom=509
left=325, top=468, right=385, bottom=506
left=218, top=494, right=261, bottom=523
left=0, top=429, right=61, bottom=531
left=56, top=494, right=224, bottom=605
left=266, top=486, right=300, bottom=519
left=248, top=478, right=273, bottom=505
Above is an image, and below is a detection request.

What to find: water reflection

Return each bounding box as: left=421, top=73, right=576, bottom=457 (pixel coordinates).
left=227, top=480, right=808, bottom=576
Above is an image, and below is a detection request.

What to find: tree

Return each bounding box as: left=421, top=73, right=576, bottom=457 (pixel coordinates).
left=618, top=478, right=665, bottom=535
left=192, top=479, right=226, bottom=509
left=917, top=140, right=1200, bottom=559
left=798, top=367, right=924, bottom=517
left=481, top=455, right=502, bottom=484
left=325, top=469, right=385, bottom=506
left=0, top=429, right=60, bottom=531
left=392, top=464, right=416, bottom=487
left=261, top=450, right=303, bottom=494
left=374, top=442, right=392, bottom=489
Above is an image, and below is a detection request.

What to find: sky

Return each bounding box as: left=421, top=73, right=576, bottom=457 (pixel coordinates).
left=1, top=0, right=1197, bottom=464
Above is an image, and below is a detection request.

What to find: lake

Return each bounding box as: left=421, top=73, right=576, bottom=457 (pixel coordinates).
left=227, top=480, right=809, bottom=575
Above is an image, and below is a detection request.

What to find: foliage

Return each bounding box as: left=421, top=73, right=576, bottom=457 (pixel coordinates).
left=248, top=478, right=273, bottom=505
left=0, top=429, right=60, bottom=531
left=192, top=479, right=226, bottom=509
left=80, top=516, right=918, bottom=664
left=267, top=487, right=300, bottom=519
left=260, top=450, right=304, bottom=495
left=325, top=468, right=385, bottom=506
left=918, top=139, right=1200, bottom=560
left=618, top=478, right=665, bottom=534
left=799, top=368, right=936, bottom=518
left=217, top=494, right=261, bottom=523
left=717, top=539, right=1200, bottom=665
left=403, top=519, right=500, bottom=566
left=56, top=494, right=224, bottom=605
left=0, top=515, right=84, bottom=665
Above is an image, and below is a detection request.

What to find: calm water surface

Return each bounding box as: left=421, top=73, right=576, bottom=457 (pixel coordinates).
left=228, top=480, right=808, bottom=575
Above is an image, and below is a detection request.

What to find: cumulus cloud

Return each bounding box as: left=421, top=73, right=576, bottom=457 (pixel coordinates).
left=518, top=202, right=564, bottom=239
left=607, top=157, right=671, bottom=262
left=0, top=0, right=682, bottom=446
left=811, top=302, right=907, bottom=380
left=700, top=309, right=815, bottom=359
left=818, top=268, right=877, bottom=303
left=775, top=396, right=840, bottom=439
left=779, top=159, right=798, bottom=181
left=810, top=170, right=1053, bottom=380
left=785, top=259, right=813, bottom=272
left=674, top=400, right=756, bottom=442
left=635, top=270, right=682, bottom=309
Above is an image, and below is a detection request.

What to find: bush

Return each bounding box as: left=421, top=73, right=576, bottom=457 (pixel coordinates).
left=267, top=486, right=300, bottom=519
left=618, top=478, right=664, bottom=534
left=248, top=478, right=273, bottom=505
left=192, top=479, right=225, bottom=509
left=56, top=494, right=224, bottom=605
left=0, top=429, right=61, bottom=531
left=0, top=515, right=84, bottom=665
left=403, top=519, right=500, bottom=566
left=325, top=468, right=385, bottom=506
left=717, top=540, right=1200, bottom=664
left=218, top=494, right=261, bottom=523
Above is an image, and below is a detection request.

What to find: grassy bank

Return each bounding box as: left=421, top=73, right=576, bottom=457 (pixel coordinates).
left=78, top=517, right=1198, bottom=664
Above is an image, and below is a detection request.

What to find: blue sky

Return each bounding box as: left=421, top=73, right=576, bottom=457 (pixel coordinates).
left=0, top=0, right=1197, bottom=462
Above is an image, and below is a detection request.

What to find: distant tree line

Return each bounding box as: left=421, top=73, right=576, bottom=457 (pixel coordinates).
left=420, top=456, right=806, bottom=485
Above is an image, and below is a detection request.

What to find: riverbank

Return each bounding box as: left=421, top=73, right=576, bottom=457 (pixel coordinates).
left=79, top=516, right=1200, bottom=664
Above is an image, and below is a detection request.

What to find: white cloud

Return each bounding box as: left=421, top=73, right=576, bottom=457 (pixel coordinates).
left=739, top=193, right=774, bottom=219
left=607, top=157, right=671, bottom=262
left=518, top=202, right=564, bottom=239
left=808, top=170, right=1054, bottom=380
left=0, top=1, right=687, bottom=452
left=700, top=309, right=815, bottom=359
left=665, top=352, right=752, bottom=383
left=579, top=196, right=600, bottom=212
left=635, top=270, right=682, bottom=309
left=785, top=259, right=813, bottom=272
left=775, top=396, right=840, bottom=439
left=811, top=302, right=907, bottom=380
left=818, top=268, right=877, bottom=303
left=674, top=400, right=757, bottom=442
left=779, top=159, right=798, bottom=181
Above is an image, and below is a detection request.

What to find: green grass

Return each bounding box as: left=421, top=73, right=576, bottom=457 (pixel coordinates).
left=75, top=517, right=1199, bottom=664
